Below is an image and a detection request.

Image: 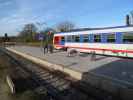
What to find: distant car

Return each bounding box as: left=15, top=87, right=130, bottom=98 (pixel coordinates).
left=53, top=25, right=133, bottom=58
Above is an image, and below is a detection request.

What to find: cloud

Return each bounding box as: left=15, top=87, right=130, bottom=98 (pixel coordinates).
left=0, top=0, right=122, bottom=36
left=0, top=0, right=65, bottom=35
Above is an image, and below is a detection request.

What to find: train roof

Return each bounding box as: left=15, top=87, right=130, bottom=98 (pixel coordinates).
left=56, top=25, right=133, bottom=33
left=55, top=25, right=133, bottom=36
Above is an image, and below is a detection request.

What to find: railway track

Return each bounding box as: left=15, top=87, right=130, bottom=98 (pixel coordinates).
left=0, top=47, right=97, bottom=100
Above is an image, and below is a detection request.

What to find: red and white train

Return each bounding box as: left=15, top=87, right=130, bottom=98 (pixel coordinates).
left=53, top=26, right=133, bottom=58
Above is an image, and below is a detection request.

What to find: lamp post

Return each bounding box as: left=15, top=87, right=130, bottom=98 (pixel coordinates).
left=36, top=22, right=47, bottom=51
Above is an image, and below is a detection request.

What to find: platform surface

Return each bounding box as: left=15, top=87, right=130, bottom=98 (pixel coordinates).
left=8, top=46, right=133, bottom=84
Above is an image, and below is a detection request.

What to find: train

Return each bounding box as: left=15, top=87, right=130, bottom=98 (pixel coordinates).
left=53, top=26, right=133, bottom=58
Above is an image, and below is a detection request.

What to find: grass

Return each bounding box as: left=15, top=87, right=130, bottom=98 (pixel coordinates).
left=26, top=42, right=42, bottom=47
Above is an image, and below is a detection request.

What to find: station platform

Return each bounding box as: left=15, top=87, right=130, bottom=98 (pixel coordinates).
left=6, top=46, right=133, bottom=99
left=6, top=46, right=133, bottom=83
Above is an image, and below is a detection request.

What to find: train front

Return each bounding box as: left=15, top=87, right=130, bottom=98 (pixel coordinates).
left=53, top=33, right=66, bottom=50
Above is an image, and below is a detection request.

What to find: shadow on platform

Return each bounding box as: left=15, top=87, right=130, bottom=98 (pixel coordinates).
left=80, top=58, right=133, bottom=100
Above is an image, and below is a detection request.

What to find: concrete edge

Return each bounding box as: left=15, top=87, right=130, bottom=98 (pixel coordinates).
left=6, top=47, right=82, bottom=80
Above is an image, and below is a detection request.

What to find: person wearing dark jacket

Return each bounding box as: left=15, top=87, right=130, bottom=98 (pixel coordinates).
left=44, top=43, right=48, bottom=54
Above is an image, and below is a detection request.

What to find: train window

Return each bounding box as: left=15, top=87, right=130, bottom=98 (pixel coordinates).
left=123, top=32, right=133, bottom=43
left=94, top=34, right=101, bottom=42
left=61, top=36, right=65, bottom=42
left=74, top=35, right=80, bottom=42
left=72, top=35, right=75, bottom=41
left=67, top=35, right=71, bottom=42
left=83, top=35, right=89, bottom=42
left=107, top=34, right=115, bottom=42
left=67, top=35, right=75, bottom=42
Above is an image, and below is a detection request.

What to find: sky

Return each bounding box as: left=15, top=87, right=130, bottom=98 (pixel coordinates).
left=0, top=0, right=132, bottom=36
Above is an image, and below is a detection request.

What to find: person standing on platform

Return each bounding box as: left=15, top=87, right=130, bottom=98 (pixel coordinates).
left=49, top=44, right=53, bottom=53
left=44, top=43, right=48, bottom=54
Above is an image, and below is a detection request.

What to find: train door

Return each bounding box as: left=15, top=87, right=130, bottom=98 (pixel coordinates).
left=60, top=36, right=65, bottom=45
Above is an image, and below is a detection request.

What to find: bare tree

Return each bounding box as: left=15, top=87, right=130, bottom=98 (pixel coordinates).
left=19, top=23, right=38, bottom=42
left=56, top=21, right=75, bottom=32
